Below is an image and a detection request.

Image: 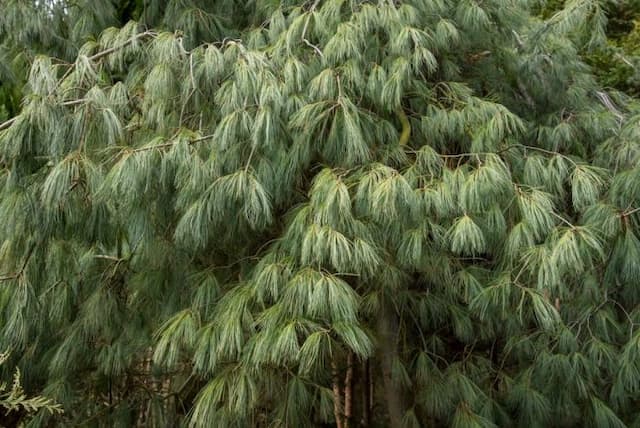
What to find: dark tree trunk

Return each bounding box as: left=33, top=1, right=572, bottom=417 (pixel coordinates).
left=344, top=352, right=354, bottom=428
left=360, top=359, right=371, bottom=427
left=332, top=358, right=344, bottom=428
left=377, top=300, right=404, bottom=428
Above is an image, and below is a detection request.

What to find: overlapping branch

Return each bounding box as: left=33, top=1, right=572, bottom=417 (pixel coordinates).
left=0, top=30, right=157, bottom=132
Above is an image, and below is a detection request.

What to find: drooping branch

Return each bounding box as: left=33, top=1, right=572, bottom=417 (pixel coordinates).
left=129, top=133, right=215, bottom=153
left=0, top=243, right=36, bottom=282
left=89, top=30, right=157, bottom=63
left=53, top=30, right=157, bottom=96
left=301, top=0, right=324, bottom=57
left=0, top=30, right=157, bottom=132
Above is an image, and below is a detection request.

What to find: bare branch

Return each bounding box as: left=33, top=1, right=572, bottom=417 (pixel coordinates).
left=301, top=0, right=324, bottom=57
left=0, top=116, right=18, bottom=132
left=89, top=30, right=157, bottom=62
left=130, top=133, right=214, bottom=153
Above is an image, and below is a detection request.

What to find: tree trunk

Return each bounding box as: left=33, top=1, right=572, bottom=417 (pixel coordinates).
left=344, top=352, right=354, bottom=428
left=360, top=359, right=371, bottom=427
left=332, top=358, right=344, bottom=428
left=377, top=300, right=404, bottom=428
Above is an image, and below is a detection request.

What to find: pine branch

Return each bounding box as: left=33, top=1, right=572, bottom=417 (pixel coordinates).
left=52, top=30, right=157, bottom=97
left=517, top=78, right=536, bottom=108
left=93, top=255, right=123, bottom=262
left=179, top=53, right=197, bottom=126
left=62, top=98, right=88, bottom=106
left=0, top=244, right=35, bottom=282
left=550, top=211, right=575, bottom=229
left=0, top=116, right=17, bottom=132
left=621, top=207, right=640, bottom=218
left=396, top=107, right=411, bottom=146
left=89, top=30, right=157, bottom=63
left=129, top=133, right=214, bottom=153
left=413, top=144, right=579, bottom=168
left=0, top=30, right=156, bottom=132
left=0, top=99, right=89, bottom=132
left=301, top=0, right=324, bottom=57
left=595, top=91, right=624, bottom=122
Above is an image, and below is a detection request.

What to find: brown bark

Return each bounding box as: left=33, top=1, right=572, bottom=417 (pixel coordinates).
left=163, top=377, right=173, bottom=426
left=332, top=358, right=344, bottom=428
left=136, top=351, right=151, bottom=427
left=344, top=352, right=354, bottom=428
left=369, top=361, right=373, bottom=413
left=377, top=300, right=405, bottom=428
left=360, top=359, right=371, bottom=427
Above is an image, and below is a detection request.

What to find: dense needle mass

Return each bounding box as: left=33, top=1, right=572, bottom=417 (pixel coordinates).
left=1, top=1, right=640, bottom=427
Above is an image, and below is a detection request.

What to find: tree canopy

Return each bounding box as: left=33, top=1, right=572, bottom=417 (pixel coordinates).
left=2, top=0, right=640, bottom=427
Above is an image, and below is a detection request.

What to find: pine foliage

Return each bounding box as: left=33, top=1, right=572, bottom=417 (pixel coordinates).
left=0, top=351, right=62, bottom=421
left=2, top=0, right=640, bottom=427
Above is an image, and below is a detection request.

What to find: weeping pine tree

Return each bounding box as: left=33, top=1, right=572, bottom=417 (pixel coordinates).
left=2, top=0, right=640, bottom=426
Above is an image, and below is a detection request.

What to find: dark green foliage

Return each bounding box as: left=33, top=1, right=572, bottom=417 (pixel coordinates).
left=537, top=0, right=640, bottom=95
left=2, top=1, right=640, bottom=427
